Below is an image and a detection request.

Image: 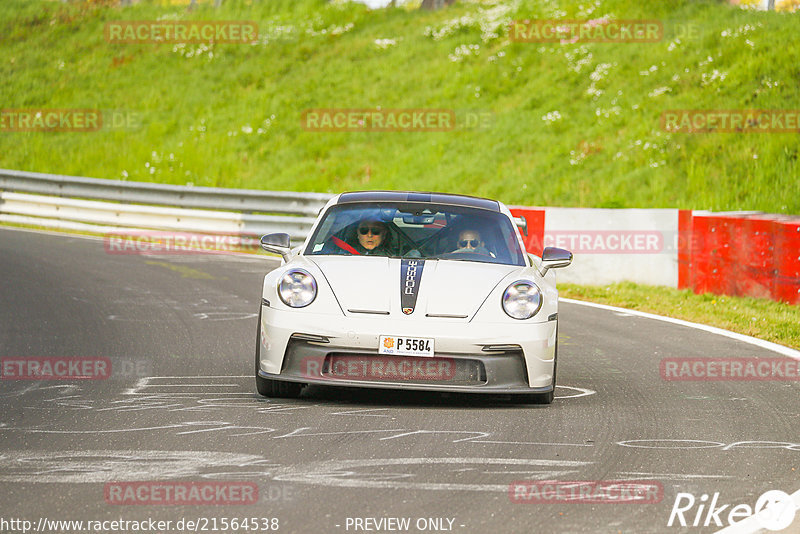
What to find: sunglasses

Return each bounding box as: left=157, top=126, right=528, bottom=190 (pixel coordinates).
left=458, top=239, right=480, bottom=248
left=358, top=226, right=385, bottom=236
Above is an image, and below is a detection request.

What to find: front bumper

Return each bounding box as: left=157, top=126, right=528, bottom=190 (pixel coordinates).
left=257, top=304, right=557, bottom=393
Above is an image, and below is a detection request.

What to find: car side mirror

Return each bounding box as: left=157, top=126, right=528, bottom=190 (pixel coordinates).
left=540, top=247, right=572, bottom=275
left=260, top=233, right=292, bottom=261
left=513, top=215, right=528, bottom=236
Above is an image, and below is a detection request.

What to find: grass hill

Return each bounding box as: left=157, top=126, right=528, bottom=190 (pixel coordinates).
left=1, top=0, right=798, bottom=213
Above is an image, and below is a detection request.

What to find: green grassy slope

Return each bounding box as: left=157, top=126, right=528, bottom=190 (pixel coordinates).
left=1, top=0, right=798, bottom=212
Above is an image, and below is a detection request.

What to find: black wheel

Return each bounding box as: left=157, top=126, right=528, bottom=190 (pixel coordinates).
left=255, top=307, right=303, bottom=398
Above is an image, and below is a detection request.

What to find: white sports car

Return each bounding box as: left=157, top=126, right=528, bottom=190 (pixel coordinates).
left=256, top=191, right=572, bottom=403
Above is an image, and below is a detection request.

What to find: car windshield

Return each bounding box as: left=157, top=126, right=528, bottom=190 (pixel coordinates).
left=304, top=202, right=527, bottom=266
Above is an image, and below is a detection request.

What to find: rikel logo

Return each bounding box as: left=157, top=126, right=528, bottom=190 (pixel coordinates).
left=667, top=490, right=797, bottom=531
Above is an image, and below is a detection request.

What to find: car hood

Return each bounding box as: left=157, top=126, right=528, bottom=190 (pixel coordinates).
left=308, top=256, right=519, bottom=320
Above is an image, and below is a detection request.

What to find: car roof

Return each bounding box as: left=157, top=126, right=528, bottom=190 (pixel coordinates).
left=336, top=191, right=500, bottom=212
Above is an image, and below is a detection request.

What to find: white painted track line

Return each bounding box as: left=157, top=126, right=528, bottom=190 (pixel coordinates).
left=560, top=298, right=800, bottom=361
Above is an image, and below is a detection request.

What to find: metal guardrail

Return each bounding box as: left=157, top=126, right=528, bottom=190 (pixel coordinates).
left=0, top=168, right=332, bottom=217
left=0, top=169, right=333, bottom=241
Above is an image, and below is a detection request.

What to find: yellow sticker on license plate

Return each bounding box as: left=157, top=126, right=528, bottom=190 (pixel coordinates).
left=378, top=335, right=434, bottom=357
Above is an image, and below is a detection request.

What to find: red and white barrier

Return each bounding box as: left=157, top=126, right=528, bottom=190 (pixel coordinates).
left=510, top=207, right=800, bottom=305
left=679, top=212, right=800, bottom=304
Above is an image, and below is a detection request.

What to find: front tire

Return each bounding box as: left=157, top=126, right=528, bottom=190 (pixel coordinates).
left=255, top=307, right=303, bottom=398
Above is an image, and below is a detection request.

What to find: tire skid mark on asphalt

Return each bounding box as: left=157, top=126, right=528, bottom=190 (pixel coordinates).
left=0, top=450, right=264, bottom=483
left=7, top=378, right=799, bottom=453
left=378, top=430, right=491, bottom=442
left=144, top=260, right=218, bottom=280
left=272, top=429, right=408, bottom=439
left=0, top=419, right=595, bottom=448
left=106, top=290, right=256, bottom=322
left=615, top=471, right=735, bottom=480
left=617, top=439, right=800, bottom=451
left=12, top=376, right=595, bottom=418
left=468, top=440, right=594, bottom=447
left=329, top=408, right=391, bottom=417
left=269, top=458, right=591, bottom=493
left=123, top=375, right=251, bottom=395
left=0, top=451, right=592, bottom=493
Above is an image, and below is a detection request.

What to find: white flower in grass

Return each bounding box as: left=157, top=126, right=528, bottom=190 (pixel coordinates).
left=542, top=111, right=562, bottom=124
left=762, top=78, right=780, bottom=89
left=569, top=150, right=585, bottom=166
left=586, top=86, right=602, bottom=98
left=156, top=13, right=181, bottom=22
left=374, top=38, right=397, bottom=49
left=648, top=86, right=671, bottom=98
left=449, top=44, right=480, bottom=62
left=590, top=63, right=614, bottom=82
left=594, top=106, right=621, bottom=118
left=701, top=69, right=727, bottom=86
left=331, top=23, right=354, bottom=36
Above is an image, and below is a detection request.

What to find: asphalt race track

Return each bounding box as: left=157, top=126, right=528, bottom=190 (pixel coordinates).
left=1, top=227, right=798, bottom=534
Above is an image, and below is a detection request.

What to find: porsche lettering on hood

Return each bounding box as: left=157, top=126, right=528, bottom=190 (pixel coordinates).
left=400, top=259, right=424, bottom=315
left=308, top=257, right=518, bottom=319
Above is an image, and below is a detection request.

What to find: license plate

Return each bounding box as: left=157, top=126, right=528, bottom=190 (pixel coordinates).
left=378, top=335, right=434, bottom=357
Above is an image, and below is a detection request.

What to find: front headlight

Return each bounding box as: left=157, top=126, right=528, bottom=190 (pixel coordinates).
left=502, top=280, right=542, bottom=320
left=278, top=269, right=317, bottom=308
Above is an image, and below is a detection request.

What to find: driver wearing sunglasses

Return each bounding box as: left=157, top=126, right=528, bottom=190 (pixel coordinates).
left=353, top=219, right=391, bottom=255
left=453, top=229, right=494, bottom=256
